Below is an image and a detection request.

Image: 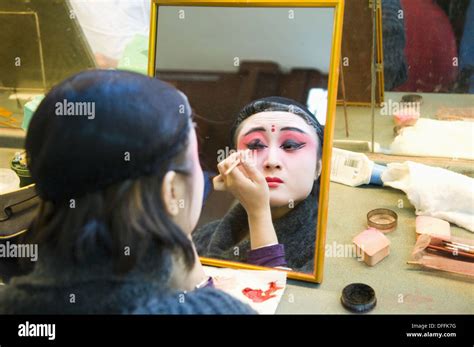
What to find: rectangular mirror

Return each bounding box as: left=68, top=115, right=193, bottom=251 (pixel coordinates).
left=0, top=0, right=96, bottom=93
left=374, top=0, right=473, bottom=168
left=332, top=0, right=473, bottom=178
left=148, top=0, right=344, bottom=283
left=337, top=0, right=384, bottom=106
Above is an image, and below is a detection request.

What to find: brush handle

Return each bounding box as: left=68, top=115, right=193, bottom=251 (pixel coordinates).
left=224, top=158, right=241, bottom=175
left=213, top=157, right=242, bottom=191
left=427, top=244, right=474, bottom=261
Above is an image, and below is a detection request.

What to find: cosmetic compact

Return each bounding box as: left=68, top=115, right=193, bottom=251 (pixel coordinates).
left=353, top=228, right=391, bottom=266
left=367, top=208, right=398, bottom=233
left=415, top=216, right=451, bottom=240
left=401, top=94, right=423, bottom=104
left=341, top=283, right=377, bottom=313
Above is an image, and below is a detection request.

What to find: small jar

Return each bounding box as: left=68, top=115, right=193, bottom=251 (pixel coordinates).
left=11, top=152, right=34, bottom=188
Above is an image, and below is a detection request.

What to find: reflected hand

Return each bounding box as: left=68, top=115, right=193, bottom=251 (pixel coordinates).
left=213, top=150, right=270, bottom=216
left=214, top=150, right=278, bottom=249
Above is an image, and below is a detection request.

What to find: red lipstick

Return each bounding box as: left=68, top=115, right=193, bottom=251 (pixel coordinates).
left=265, top=177, right=284, bottom=188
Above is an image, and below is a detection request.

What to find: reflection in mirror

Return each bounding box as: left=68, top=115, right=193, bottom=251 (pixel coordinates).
left=0, top=0, right=150, bottom=132
left=382, top=0, right=473, bottom=94
left=374, top=0, right=474, bottom=162
left=154, top=6, right=335, bottom=274
left=335, top=0, right=473, bottom=167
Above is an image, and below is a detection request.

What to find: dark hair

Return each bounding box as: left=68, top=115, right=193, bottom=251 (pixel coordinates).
left=230, top=96, right=324, bottom=158
left=23, top=70, right=196, bottom=274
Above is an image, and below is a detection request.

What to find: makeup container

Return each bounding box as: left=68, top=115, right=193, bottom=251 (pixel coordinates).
left=331, top=148, right=386, bottom=187
left=393, top=94, right=422, bottom=127
left=393, top=104, right=420, bottom=127
left=415, top=216, right=451, bottom=240
left=401, top=94, right=423, bottom=104
left=353, top=228, right=390, bottom=266
left=367, top=208, right=398, bottom=233
left=10, top=152, right=33, bottom=188
left=341, top=283, right=377, bottom=313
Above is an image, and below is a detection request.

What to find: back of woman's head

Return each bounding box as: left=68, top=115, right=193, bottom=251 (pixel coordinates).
left=24, top=70, right=196, bottom=273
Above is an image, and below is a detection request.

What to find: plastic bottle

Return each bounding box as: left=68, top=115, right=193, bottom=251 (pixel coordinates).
left=330, top=148, right=386, bottom=187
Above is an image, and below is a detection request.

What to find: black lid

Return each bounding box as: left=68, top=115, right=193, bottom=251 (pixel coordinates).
left=341, top=283, right=377, bottom=313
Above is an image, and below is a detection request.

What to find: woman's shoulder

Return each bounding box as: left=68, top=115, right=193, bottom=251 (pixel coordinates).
left=133, top=287, right=256, bottom=315
left=0, top=277, right=256, bottom=315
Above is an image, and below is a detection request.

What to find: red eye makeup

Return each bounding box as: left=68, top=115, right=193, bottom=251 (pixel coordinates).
left=278, top=130, right=315, bottom=152
left=238, top=132, right=267, bottom=151
left=238, top=127, right=316, bottom=153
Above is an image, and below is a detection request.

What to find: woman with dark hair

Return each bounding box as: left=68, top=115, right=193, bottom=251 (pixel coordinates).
left=0, top=70, right=254, bottom=314
left=193, top=97, right=324, bottom=273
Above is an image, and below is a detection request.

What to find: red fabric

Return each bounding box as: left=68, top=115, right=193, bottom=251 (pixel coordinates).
left=396, top=0, right=458, bottom=92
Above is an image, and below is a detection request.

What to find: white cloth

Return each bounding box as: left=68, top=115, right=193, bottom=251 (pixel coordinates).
left=389, top=118, right=474, bottom=160
left=382, top=161, right=474, bottom=232
left=69, top=0, right=150, bottom=59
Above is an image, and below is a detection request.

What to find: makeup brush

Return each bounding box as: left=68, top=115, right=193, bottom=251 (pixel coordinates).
left=213, top=155, right=241, bottom=191
left=442, top=241, right=474, bottom=254
left=427, top=244, right=474, bottom=260
left=446, top=240, right=474, bottom=249
left=224, top=158, right=241, bottom=175
left=223, top=149, right=254, bottom=175
left=213, top=150, right=253, bottom=191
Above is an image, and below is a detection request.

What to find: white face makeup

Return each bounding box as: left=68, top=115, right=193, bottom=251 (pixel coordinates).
left=235, top=111, right=322, bottom=208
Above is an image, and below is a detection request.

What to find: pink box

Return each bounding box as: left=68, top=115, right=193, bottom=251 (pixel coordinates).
left=415, top=216, right=451, bottom=240
left=353, top=228, right=390, bottom=266
left=393, top=106, right=420, bottom=127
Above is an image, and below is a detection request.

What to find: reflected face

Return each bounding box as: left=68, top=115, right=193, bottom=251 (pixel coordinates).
left=235, top=112, right=322, bottom=207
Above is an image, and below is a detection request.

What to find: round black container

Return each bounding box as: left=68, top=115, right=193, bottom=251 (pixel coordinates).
left=341, top=283, right=377, bottom=313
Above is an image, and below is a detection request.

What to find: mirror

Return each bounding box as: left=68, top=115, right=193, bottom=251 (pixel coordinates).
left=0, top=0, right=98, bottom=133
left=332, top=0, right=473, bottom=176
left=374, top=0, right=474, bottom=165
left=337, top=0, right=384, bottom=105
left=0, top=0, right=96, bottom=93
left=383, top=0, right=472, bottom=94
left=149, top=0, right=344, bottom=282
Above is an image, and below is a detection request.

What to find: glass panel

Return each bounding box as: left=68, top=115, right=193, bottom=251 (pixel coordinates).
left=155, top=6, right=335, bottom=273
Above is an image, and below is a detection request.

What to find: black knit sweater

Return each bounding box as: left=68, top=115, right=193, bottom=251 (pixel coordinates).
left=382, top=0, right=408, bottom=90
left=0, top=246, right=255, bottom=314
left=193, top=189, right=319, bottom=273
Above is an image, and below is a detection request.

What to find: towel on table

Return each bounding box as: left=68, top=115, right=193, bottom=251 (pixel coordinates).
left=389, top=118, right=474, bottom=160
left=382, top=161, right=474, bottom=232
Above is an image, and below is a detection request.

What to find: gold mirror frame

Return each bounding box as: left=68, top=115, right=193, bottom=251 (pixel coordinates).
left=147, top=0, right=344, bottom=283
